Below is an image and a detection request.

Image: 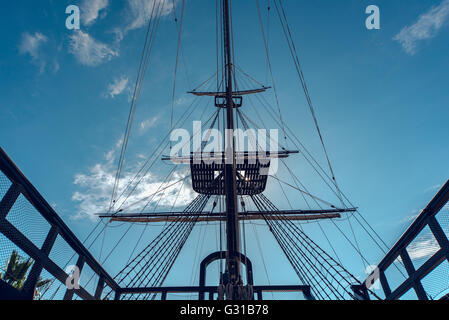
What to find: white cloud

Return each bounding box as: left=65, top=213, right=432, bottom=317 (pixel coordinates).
left=113, top=0, right=175, bottom=40
left=140, top=115, right=161, bottom=132
left=81, top=0, right=109, bottom=26
left=407, top=237, right=440, bottom=261
left=424, top=184, right=442, bottom=193
left=399, top=212, right=420, bottom=225
left=19, top=32, right=47, bottom=59
left=395, top=235, right=440, bottom=266
left=19, top=32, right=48, bottom=72
left=394, top=0, right=449, bottom=55
left=107, top=76, right=129, bottom=98
left=68, top=30, right=118, bottom=66
left=127, top=0, right=175, bottom=31
left=71, top=142, right=194, bottom=220
left=52, top=60, right=60, bottom=73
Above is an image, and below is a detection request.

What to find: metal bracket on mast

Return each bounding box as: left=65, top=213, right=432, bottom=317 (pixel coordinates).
left=215, top=96, right=242, bottom=108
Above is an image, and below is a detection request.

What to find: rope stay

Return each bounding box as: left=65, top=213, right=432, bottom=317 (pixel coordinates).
left=170, top=0, right=186, bottom=150
left=239, top=83, right=392, bottom=260
left=110, top=0, right=168, bottom=213
left=104, top=194, right=211, bottom=300
left=255, top=0, right=288, bottom=146
left=272, top=0, right=345, bottom=205
left=251, top=194, right=381, bottom=300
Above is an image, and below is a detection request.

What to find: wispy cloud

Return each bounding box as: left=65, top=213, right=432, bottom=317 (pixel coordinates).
left=424, top=184, right=443, bottom=193
left=140, top=115, right=161, bottom=133
left=107, top=76, right=129, bottom=98
left=399, top=184, right=446, bottom=224
left=52, top=60, right=60, bottom=73
left=394, top=0, right=449, bottom=55
left=407, top=237, right=440, bottom=261
left=81, top=0, right=109, bottom=26
left=71, top=141, right=194, bottom=220
left=399, top=211, right=420, bottom=225
left=19, top=32, right=48, bottom=73
left=114, top=0, right=175, bottom=41
left=68, top=30, right=118, bottom=66
left=127, top=0, right=174, bottom=30
left=394, top=233, right=440, bottom=265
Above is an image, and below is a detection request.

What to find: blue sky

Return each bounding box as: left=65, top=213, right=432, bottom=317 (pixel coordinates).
left=1, top=0, right=449, bottom=299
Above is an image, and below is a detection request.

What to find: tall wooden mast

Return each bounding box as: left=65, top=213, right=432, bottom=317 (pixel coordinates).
left=222, top=0, right=241, bottom=282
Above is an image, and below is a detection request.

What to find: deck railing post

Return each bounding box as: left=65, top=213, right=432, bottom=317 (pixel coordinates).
left=64, top=256, right=86, bottom=300
left=94, top=276, right=105, bottom=300
left=351, top=284, right=370, bottom=300
left=0, top=148, right=121, bottom=298
left=302, top=286, right=315, bottom=300
left=22, top=226, right=58, bottom=299
left=0, top=183, right=21, bottom=219
left=379, top=270, right=391, bottom=299
left=400, top=249, right=428, bottom=300
left=428, top=216, right=449, bottom=262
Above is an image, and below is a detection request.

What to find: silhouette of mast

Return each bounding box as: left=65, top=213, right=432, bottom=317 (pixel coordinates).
left=222, top=0, right=241, bottom=283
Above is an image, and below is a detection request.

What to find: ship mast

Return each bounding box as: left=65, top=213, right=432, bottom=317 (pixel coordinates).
left=91, top=0, right=380, bottom=302
left=222, top=0, right=241, bottom=283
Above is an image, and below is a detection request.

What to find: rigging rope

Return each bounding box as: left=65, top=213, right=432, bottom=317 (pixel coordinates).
left=240, top=93, right=396, bottom=265
left=105, top=194, right=211, bottom=300
left=255, top=0, right=288, bottom=147
left=170, top=0, right=186, bottom=150
left=110, top=0, right=166, bottom=213
left=278, top=160, right=371, bottom=269
left=251, top=194, right=381, bottom=300
left=113, top=93, right=212, bottom=212
left=273, top=0, right=344, bottom=205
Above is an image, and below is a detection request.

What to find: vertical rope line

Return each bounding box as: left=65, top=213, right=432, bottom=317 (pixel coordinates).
left=170, top=0, right=186, bottom=150
left=255, top=0, right=288, bottom=147
left=274, top=0, right=344, bottom=206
